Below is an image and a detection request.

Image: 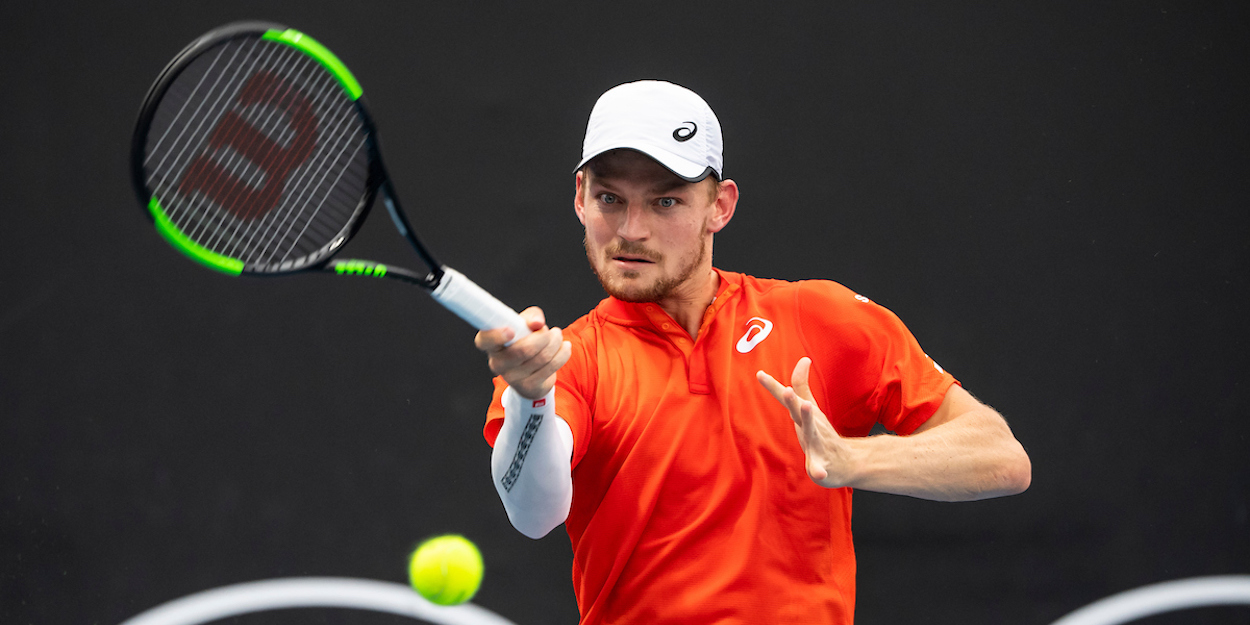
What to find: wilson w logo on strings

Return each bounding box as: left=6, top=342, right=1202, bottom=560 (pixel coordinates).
left=178, top=71, right=320, bottom=220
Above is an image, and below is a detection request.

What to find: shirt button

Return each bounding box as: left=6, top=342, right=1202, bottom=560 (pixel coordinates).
left=662, top=323, right=672, bottom=330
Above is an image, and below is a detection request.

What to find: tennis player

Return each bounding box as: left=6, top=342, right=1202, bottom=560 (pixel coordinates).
left=475, top=80, right=1031, bottom=624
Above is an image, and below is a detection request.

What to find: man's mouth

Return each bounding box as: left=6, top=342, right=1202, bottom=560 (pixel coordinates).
left=612, top=254, right=655, bottom=264
left=606, top=243, right=660, bottom=266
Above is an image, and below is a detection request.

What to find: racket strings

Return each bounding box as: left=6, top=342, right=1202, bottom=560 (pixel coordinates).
left=150, top=38, right=306, bottom=249
left=151, top=39, right=281, bottom=213
left=176, top=44, right=306, bottom=248
left=183, top=69, right=318, bottom=221
left=174, top=41, right=348, bottom=257
left=189, top=47, right=336, bottom=256
left=235, top=84, right=366, bottom=265
left=143, top=35, right=369, bottom=271
left=146, top=38, right=258, bottom=177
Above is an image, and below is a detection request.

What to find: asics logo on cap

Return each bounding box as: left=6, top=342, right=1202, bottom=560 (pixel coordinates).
left=672, top=122, right=697, bottom=142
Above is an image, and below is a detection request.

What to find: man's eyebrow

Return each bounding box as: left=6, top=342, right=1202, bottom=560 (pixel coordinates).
left=587, top=178, right=622, bottom=197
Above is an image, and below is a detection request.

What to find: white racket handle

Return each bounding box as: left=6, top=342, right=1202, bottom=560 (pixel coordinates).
left=430, top=267, right=531, bottom=346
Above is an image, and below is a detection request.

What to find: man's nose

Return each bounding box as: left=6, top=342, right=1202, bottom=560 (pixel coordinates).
left=617, top=205, right=649, bottom=241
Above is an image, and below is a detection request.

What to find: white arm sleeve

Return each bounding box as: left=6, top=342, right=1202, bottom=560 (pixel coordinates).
left=490, top=386, right=573, bottom=539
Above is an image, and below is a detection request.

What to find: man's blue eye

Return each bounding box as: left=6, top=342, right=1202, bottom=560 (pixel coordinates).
left=658, top=198, right=676, bottom=208
left=602, top=194, right=617, bottom=204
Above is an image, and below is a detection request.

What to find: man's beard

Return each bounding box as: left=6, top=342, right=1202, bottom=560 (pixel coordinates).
left=585, top=234, right=708, bottom=303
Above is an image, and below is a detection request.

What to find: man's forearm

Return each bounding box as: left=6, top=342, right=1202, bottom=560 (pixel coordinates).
left=845, top=407, right=1031, bottom=502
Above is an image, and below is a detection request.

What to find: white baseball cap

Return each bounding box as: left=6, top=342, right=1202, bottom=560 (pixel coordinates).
left=575, top=80, right=723, bottom=182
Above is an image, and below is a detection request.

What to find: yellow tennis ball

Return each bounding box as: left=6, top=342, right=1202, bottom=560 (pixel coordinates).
left=407, top=534, right=484, bottom=606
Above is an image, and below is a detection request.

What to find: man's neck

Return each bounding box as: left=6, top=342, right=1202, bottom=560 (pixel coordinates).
left=657, top=267, right=720, bottom=339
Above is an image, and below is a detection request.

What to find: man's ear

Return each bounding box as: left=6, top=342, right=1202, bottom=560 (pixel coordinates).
left=707, top=179, right=739, bottom=233
left=574, top=170, right=587, bottom=225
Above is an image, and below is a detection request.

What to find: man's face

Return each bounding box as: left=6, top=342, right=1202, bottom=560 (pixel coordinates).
left=574, top=150, right=727, bottom=303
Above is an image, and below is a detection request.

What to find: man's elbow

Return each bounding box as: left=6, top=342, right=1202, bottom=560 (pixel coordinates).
left=503, top=486, right=572, bottom=539
left=981, top=408, right=1030, bottom=497
left=997, top=442, right=1032, bottom=496
left=506, top=506, right=567, bottom=540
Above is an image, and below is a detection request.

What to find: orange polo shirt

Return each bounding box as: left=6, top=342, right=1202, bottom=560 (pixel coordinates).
left=485, top=269, right=956, bottom=624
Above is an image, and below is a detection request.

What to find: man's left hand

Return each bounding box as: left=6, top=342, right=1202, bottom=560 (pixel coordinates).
left=757, top=357, right=859, bottom=489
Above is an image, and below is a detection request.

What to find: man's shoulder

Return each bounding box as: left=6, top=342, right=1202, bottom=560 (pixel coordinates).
left=728, top=271, right=902, bottom=338
left=565, top=307, right=598, bottom=334
left=730, top=271, right=861, bottom=307
left=560, top=299, right=616, bottom=347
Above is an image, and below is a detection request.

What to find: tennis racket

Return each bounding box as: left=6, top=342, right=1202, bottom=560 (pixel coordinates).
left=130, top=21, right=530, bottom=342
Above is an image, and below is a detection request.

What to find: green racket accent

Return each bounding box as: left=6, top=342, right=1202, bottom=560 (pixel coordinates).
left=263, top=29, right=363, bottom=100
left=335, top=260, right=388, bottom=278
left=148, top=197, right=244, bottom=275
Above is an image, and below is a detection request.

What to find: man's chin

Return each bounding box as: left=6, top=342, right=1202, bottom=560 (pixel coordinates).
left=603, top=281, right=655, bottom=303
left=598, top=272, right=665, bottom=303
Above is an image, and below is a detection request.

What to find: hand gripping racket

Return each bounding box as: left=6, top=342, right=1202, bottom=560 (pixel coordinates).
left=130, top=21, right=530, bottom=342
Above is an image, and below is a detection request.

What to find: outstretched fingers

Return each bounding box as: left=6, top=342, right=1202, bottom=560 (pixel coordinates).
left=756, top=370, right=805, bottom=426
left=790, top=357, right=814, bottom=402
left=759, top=359, right=848, bottom=486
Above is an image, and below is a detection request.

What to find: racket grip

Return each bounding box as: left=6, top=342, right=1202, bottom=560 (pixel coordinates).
left=430, top=267, right=531, bottom=345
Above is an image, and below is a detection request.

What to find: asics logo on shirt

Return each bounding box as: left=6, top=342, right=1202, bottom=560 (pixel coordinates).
left=735, top=317, right=773, bottom=353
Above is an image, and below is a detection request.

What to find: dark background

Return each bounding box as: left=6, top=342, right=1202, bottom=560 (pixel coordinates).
left=2, top=1, right=1247, bottom=624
